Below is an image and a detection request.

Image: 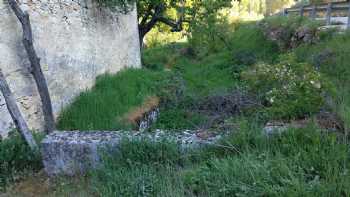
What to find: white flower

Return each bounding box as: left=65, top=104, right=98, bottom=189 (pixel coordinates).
left=310, top=80, right=321, bottom=89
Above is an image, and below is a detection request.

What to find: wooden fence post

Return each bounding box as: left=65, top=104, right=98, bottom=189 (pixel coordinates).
left=283, top=8, right=288, bottom=16
left=326, top=2, right=332, bottom=26
left=347, top=1, right=350, bottom=29
left=300, top=5, right=304, bottom=17
left=311, top=5, right=317, bottom=20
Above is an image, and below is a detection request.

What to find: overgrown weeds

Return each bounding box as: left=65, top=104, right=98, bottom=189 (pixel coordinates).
left=52, top=120, right=350, bottom=197
left=0, top=132, right=43, bottom=192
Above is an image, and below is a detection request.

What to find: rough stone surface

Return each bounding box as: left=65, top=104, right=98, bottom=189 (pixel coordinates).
left=42, top=130, right=222, bottom=176
left=138, top=108, right=159, bottom=131
left=0, top=0, right=141, bottom=137
left=41, top=131, right=121, bottom=176
left=263, top=122, right=289, bottom=136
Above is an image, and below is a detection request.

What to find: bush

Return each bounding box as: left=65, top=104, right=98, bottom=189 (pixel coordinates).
left=242, top=54, right=325, bottom=119
left=294, top=33, right=350, bottom=132
left=188, top=0, right=234, bottom=56
left=230, top=23, right=280, bottom=64
left=294, top=32, right=350, bottom=85
left=0, top=132, right=43, bottom=191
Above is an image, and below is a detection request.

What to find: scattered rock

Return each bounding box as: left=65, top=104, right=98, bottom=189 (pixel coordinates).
left=196, top=89, right=260, bottom=129
left=259, top=21, right=319, bottom=50
left=316, top=110, right=344, bottom=132
left=290, top=26, right=318, bottom=48
left=120, top=96, right=160, bottom=131
left=138, top=108, right=160, bottom=132
left=263, top=121, right=289, bottom=136
left=263, top=110, right=344, bottom=136
left=263, top=119, right=313, bottom=136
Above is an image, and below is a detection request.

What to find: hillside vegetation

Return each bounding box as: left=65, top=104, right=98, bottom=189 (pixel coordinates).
left=3, top=16, right=350, bottom=196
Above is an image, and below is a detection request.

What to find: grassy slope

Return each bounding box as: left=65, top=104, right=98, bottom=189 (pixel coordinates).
left=57, top=24, right=279, bottom=131
left=52, top=22, right=350, bottom=196
left=5, top=19, right=350, bottom=196
left=57, top=69, right=166, bottom=130
left=57, top=46, right=238, bottom=130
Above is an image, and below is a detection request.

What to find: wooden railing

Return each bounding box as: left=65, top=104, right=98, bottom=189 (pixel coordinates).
left=284, top=1, right=350, bottom=29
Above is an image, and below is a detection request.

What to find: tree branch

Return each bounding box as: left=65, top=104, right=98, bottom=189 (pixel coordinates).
left=0, top=69, right=38, bottom=151
left=139, top=4, right=154, bottom=27
left=157, top=16, right=182, bottom=32
left=8, top=0, right=55, bottom=134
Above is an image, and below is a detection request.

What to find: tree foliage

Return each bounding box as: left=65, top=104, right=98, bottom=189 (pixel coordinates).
left=97, top=0, right=296, bottom=46
left=97, top=0, right=232, bottom=45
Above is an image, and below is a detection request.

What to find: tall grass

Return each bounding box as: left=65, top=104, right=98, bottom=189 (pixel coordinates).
left=0, top=132, right=43, bottom=192
left=54, top=121, right=350, bottom=197
left=58, top=23, right=280, bottom=131
left=294, top=32, right=350, bottom=127
left=57, top=69, right=167, bottom=130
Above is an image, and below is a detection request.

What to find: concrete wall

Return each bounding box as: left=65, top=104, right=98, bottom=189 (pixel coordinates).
left=0, top=0, right=141, bottom=137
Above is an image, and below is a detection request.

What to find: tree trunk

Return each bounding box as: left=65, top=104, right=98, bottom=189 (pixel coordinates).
left=139, top=29, right=146, bottom=48
left=8, top=0, right=55, bottom=134
left=0, top=69, right=38, bottom=151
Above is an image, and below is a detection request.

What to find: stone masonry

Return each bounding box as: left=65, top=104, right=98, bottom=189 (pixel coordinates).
left=42, top=130, right=223, bottom=176
left=0, top=0, right=141, bottom=136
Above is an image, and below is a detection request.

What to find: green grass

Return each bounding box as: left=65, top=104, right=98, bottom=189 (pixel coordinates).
left=53, top=121, right=350, bottom=197
left=229, top=24, right=280, bottom=63
left=6, top=17, right=350, bottom=196
left=294, top=32, right=350, bottom=127
left=57, top=22, right=281, bottom=131
left=57, top=69, right=167, bottom=130
left=53, top=19, right=350, bottom=196
left=0, top=132, right=43, bottom=192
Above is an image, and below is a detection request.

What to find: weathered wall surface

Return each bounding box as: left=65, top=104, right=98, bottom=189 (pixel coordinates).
left=0, top=0, right=141, bottom=136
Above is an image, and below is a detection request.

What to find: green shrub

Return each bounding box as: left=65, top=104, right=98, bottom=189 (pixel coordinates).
left=142, top=43, right=188, bottom=71
left=0, top=132, right=43, bottom=191
left=294, top=32, right=350, bottom=85
left=230, top=23, right=280, bottom=63
left=294, top=32, right=350, bottom=127
left=242, top=54, right=325, bottom=119
left=188, top=0, right=234, bottom=56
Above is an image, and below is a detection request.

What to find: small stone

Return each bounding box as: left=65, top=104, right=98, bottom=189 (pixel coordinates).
left=263, top=122, right=288, bottom=136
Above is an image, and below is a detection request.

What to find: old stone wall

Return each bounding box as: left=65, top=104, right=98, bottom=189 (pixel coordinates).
left=0, top=0, right=141, bottom=136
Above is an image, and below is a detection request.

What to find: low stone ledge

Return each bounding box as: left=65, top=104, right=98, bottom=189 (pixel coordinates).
left=41, top=130, right=222, bottom=176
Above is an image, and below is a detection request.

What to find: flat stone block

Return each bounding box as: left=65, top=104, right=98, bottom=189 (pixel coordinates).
left=41, top=130, right=222, bottom=176
left=41, top=131, right=122, bottom=176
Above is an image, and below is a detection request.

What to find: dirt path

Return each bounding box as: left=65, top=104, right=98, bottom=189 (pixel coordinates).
left=1, top=171, right=52, bottom=197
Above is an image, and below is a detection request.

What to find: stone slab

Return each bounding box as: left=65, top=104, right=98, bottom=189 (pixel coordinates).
left=41, top=130, right=222, bottom=176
